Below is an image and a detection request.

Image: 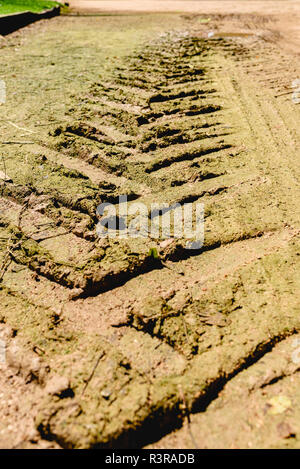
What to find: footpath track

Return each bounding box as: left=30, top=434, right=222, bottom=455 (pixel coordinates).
left=0, top=12, right=299, bottom=448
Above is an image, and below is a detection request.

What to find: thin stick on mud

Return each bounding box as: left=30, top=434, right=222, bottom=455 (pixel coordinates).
left=18, top=196, right=31, bottom=229
left=81, top=351, right=106, bottom=396
left=0, top=236, right=22, bottom=283
left=7, top=121, right=36, bottom=134
left=181, top=314, right=190, bottom=344
left=31, top=229, right=72, bottom=242
left=0, top=247, right=13, bottom=282
left=274, top=90, right=294, bottom=98
left=0, top=141, right=35, bottom=145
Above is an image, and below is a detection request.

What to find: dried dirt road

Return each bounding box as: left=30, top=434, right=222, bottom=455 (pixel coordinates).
left=0, top=1, right=299, bottom=449
left=69, top=0, right=300, bottom=54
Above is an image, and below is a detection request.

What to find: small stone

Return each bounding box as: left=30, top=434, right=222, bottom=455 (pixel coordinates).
left=45, top=375, right=70, bottom=396
left=84, top=231, right=95, bottom=241
left=277, top=422, right=295, bottom=439
left=101, top=389, right=111, bottom=399
left=68, top=288, right=83, bottom=300
left=0, top=170, right=12, bottom=183
left=159, top=238, right=174, bottom=249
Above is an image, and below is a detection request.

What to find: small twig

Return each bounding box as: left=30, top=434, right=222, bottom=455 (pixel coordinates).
left=18, top=197, right=31, bottom=230
left=181, top=314, right=190, bottom=344
left=31, top=229, right=72, bottom=242
left=33, top=221, right=55, bottom=229
left=0, top=256, right=12, bottom=282
left=0, top=141, right=35, bottom=145
left=33, top=345, right=46, bottom=356
left=0, top=235, right=20, bottom=282
left=81, top=351, right=106, bottom=396
left=7, top=121, right=35, bottom=134
left=34, top=121, right=64, bottom=127
left=274, top=90, right=294, bottom=98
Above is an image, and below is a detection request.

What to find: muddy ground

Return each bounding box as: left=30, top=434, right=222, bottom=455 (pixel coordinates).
left=0, top=1, right=299, bottom=449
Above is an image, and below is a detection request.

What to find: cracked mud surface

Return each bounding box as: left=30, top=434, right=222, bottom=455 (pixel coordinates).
left=0, top=2, right=299, bottom=449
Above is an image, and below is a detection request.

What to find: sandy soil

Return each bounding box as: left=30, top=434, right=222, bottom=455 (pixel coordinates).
left=69, top=0, right=300, bottom=54
left=0, top=1, right=299, bottom=449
